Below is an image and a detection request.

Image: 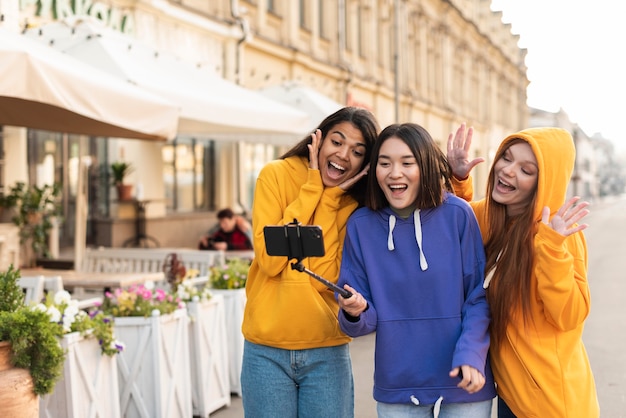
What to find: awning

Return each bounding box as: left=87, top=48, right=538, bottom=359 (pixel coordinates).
left=258, top=81, right=343, bottom=131
left=0, top=26, right=179, bottom=141
left=26, top=18, right=312, bottom=145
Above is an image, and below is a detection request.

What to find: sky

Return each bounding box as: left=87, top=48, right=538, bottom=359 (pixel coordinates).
left=490, top=0, right=626, bottom=152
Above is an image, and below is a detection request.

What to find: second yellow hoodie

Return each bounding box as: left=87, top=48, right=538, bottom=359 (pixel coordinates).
left=454, top=128, right=599, bottom=417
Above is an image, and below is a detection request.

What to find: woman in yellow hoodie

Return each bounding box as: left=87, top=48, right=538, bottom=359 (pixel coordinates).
left=447, top=125, right=599, bottom=417
left=241, top=107, right=379, bottom=418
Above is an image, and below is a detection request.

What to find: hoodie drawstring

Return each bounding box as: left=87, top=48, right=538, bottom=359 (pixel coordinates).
left=409, top=395, right=443, bottom=408
left=413, top=210, right=428, bottom=271
left=483, top=250, right=502, bottom=289
left=387, top=210, right=428, bottom=271
left=387, top=215, right=396, bottom=251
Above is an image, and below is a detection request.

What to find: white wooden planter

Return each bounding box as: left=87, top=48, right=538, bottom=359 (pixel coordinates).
left=40, top=332, right=121, bottom=418
left=114, top=309, right=192, bottom=418
left=210, top=288, right=246, bottom=396
left=187, top=295, right=230, bottom=417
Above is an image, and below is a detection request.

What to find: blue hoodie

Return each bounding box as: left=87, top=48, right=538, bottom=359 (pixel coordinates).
left=338, top=192, right=496, bottom=406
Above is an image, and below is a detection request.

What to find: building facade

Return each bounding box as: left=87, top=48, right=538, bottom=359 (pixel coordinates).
left=2, top=0, right=528, bottom=253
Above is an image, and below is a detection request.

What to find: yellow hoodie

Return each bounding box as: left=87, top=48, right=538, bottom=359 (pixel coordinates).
left=453, top=128, right=599, bottom=417
left=242, top=156, right=356, bottom=349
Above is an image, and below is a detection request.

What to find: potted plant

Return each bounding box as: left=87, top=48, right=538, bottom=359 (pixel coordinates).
left=208, top=257, right=251, bottom=290
left=100, top=283, right=192, bottom=418
left=37, top=290, right=124, bottom=418
left=110, top=161, right=134, bottom=201
left=0, top=182, right=62, bottom=267
left=173, top=270, right=230, bottom=416
left=208, top=257, right=250, bottom=395
left=0, top=265, right=66, bottom=415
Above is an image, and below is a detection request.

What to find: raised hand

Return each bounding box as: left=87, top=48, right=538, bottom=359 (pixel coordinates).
left=446, top=123, right=485, bottom=179
left=541, top=196, right=590, bottom=236
left=307, top=129, right=322, bottom=170
left=339, top=163, right=370, bottom=191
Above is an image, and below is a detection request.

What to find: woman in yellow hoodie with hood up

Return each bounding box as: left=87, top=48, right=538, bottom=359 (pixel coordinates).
left=446, top=125, right=599, bottom=417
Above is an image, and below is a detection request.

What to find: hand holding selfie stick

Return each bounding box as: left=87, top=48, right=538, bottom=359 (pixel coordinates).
left=264, top=219, right=353, bottom=299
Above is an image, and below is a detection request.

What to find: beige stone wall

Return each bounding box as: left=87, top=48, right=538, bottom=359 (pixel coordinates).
left=229, top=0, right=528, bottom=194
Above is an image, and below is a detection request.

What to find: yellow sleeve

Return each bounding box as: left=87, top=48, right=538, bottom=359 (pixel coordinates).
left=451, top=175, right=474, bottom=202
left=534, top=224, right=591, bottom=331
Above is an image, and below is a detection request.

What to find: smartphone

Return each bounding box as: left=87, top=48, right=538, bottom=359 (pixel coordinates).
left=264, top=224, right=325, bottom=260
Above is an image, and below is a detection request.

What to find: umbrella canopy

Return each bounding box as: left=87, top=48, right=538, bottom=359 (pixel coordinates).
left=0, top=26, right=179, bottom=141
left=258, top=81, right=343, bottom=131
left=27, top=18, right=312, bottom=145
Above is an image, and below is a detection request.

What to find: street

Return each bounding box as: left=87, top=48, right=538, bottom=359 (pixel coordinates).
left=212, top=194, right=626, bottom=418
left=583, top=194, right=626, bottom=417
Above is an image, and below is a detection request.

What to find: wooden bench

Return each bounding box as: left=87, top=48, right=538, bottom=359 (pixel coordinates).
left=79, top=247, right=230, bottom=277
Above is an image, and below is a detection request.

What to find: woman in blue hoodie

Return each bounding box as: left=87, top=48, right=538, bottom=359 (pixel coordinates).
left=337, top=123, right=496, bottom=417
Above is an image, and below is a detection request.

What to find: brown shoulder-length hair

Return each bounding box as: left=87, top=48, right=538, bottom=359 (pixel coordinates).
left=280, top=106, right=379, bottom=205
left=365, top=123, right=453, bottom=211
left=484, top=137, right=538, bottom=346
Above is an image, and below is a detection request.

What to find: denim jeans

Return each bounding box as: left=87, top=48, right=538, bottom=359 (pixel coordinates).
left=241, top=340, right=354, bottom=418
left=377, top=399, right=492, bottom=418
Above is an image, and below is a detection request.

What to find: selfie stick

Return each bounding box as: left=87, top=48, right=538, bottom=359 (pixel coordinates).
left=291, top=260, right=353, bottom=299
left=285, top=220, right=352, bottom=299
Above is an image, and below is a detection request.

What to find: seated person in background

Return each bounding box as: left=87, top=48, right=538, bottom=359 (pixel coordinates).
left=198, top=208, right=253, bottom=251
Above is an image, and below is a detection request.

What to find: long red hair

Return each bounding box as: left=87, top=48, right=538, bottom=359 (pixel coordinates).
left=483, top=138, right=538, bottom=346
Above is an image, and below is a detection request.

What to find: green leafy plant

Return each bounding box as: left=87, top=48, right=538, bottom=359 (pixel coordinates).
left=110, top=161, right=134, bottom=186
left=0, top=265, right=66, bottom=395
left=100, top=282, right=184, bottom=317
left=0, top=182, right=63, bottom=264
left=36, top=290, right=124, bottom=356
left=209, top=258, right=251, bottom=290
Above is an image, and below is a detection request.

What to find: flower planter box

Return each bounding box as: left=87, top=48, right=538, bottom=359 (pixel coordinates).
left=114, top=309, right=192, bottom=418
left=187, top=295, right=230, bottom=417
left=210, top=288, right=246, bottom=396
left=40, top=332, right=121, bottom=418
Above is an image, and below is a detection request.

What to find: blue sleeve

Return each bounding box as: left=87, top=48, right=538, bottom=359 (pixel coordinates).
left=451, top=204, right=491, bottom=374
left=337, top=217, right=377, bottom=337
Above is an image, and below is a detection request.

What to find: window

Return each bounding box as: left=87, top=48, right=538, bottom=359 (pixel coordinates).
left=318, top=0, right=326, bottom=38
left=299, top=0, right=310, bottom=30
left=26, top=129, right=92, bottom=248
left=162, top=138, right=216, bottom=212
left=239, top=142, right=281, bottom=211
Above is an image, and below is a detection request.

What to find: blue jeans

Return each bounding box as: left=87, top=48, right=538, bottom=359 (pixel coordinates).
left=241, top=340, right=354, bottom=418
left=377, top=399, right=492, bottom=418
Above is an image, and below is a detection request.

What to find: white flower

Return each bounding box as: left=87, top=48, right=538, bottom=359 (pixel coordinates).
left=54, top=290, right=72, bottom=306
left=144, top=281, right=155, bottom=290
left=32, top=303, right=47, bottom=313
left=64, top=305, right=79, bottom=320
left=47, top=306, right=61, bottom=323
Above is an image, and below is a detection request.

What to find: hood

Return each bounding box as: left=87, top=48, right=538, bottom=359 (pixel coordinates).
left=497, top=127, right=575, bottom=222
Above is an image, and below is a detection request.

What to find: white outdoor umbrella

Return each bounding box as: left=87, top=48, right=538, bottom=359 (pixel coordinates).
left=27, top=18, right=312, bottom=145
left=0, top=26, right=179, bottom=141
left=258, top=81, right=344, bottom=131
